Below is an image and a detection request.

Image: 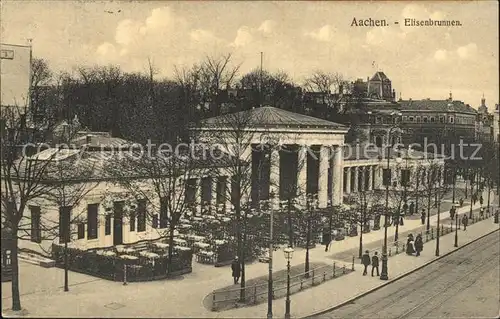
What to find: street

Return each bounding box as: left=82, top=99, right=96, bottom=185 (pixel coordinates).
left=314, top=230, right=500, bottom=319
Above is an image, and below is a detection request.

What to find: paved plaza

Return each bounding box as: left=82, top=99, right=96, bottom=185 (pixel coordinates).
left=2, top=190, right=497, bottom=318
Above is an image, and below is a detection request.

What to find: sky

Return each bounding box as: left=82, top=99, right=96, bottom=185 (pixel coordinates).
left=1, top=1, right=498, bottom=110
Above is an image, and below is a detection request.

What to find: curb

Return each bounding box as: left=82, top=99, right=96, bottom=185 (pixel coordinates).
left=303, top=222, right=500, bottom=318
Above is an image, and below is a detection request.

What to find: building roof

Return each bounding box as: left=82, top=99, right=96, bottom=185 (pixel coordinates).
left=70, top=133, right=132, bottom=149
left=370, top=72, right=390, bottom=82
left=399, top=99, right=477, bottom=114
left=199, top=106, right=348, bottom=130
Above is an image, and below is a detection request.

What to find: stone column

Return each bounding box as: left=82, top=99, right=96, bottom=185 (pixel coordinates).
left=269, top=148, right=280, bottom=209
left=297, top=145, right=308, bottom=197
left=353, top=166, right=359, bottom=193
left=375, top=166, right=383, bottom=189
left=332, top=145, right=344, bottom=205
left=225, top=176, right=233, bottom=212
left=211, top=176, right=218, bottom=212
left=367, top=166, right=373, bottom=191
left=360, top=167, right=366, bottom=191
left=318, top=146, right=329, bottom=208
left=345, top=167, right=351, bottom=194
left=194, top=178, right=202, bottom=214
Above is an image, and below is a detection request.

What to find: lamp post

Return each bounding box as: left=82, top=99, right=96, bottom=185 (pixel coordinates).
left=267, top=191, right=276, bottom=319
left=435, top=167, right=442, bottom=256
left=394, top=156, right=403, bottom=245
left=454, top=213, right=458, bottom=247
left=469, top=187, right=474, bottom=219
left=381, top=124, right=399, bottom=281
left=284, top=247, right=294, bottom=319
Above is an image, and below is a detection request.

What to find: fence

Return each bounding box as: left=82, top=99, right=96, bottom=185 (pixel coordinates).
left=373, top=209, right=494, bottom=257
left=210, top=259, right=355, bottom=312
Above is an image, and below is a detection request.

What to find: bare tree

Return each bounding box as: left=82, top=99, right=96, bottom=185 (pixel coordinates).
left=106, top=145, right=196, bottom=275
left=41, top=152, right=98, bottom=291
left=199, top=53, right=241, bottom=116
left=0, top=104, right=70, bottom=311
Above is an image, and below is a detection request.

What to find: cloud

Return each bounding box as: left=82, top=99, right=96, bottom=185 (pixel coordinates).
left=305, top=25, right=337, bottom=42
left=434, top=49, right=448, bottom=61
left=457, top=43, right=478, bottom=59
left=258, top=20, right=276, bottom=34
left=231, top=26, right=254, bottom=47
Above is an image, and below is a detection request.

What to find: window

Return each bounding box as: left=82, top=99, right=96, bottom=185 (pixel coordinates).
left=402, top=116, right=407, bottom=122
left=59, top=206, right=71, bottom=244
left=160, top=197, right=168, bottom=228
left=87, top=204, right=98, bottom=239
left=439, top=116, right=444, bottom=123
left=423, top=116, right=428, bottom=123
left=30, top=206, right=41, bottom=243
left=376, top=116, right=382, bottom=124
left=409, top=116, right=414, bottom=122
left=130, top=210, right=136, bottom=232
left=152, top=214, right=159, bottom=229
left=449, top=116, right=454, bottom=123
left=137, top=199, right=146, bottom=232
left=77, top=223, right=85, bottom=239
left=416, top=116, right=421, bottom=123
left=430, top=117, right=435, bottom=122
left=105, top=214, right=111, bottom=235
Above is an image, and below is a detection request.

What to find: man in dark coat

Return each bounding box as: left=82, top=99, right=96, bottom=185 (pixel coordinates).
left=361, top=250, right=371, bottom=276
left=371, top=252, right=379, bottom=277
left=479, top=196, right=484, bottom=206
left=231, top=257, right=241, bottom=284
left=462, top=214, right=469, bottom=231
left=414, top=234, right=423, bottom=256
left=420, top=209, right=426, bottom=225
left=409, top=202, right=415, bottom=215
left=450, top=206, right=456, bottom=220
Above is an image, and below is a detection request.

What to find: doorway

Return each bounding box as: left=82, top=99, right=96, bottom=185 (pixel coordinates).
left=113, top=201, right=124, bottom=245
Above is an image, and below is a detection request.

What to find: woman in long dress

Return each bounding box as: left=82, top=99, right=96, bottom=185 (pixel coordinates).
left=406, top=234, right=415, bottom=255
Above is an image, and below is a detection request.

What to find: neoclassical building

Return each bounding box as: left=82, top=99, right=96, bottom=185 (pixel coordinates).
left=12, top=107, right=445, bottom=253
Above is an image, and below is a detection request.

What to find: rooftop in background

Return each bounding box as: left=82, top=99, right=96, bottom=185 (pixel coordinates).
left=370, top=71, right=390, bottom=82
left=343, top=145, right=446, bottom=161
left=198, top=106, right=348, bottom=130
left=70, top=132, right=133, bottom=149
left=399, top=99, right=477, bottom=114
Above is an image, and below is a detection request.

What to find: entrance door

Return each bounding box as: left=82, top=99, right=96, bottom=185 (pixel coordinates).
left=113, top=201, right=123, bottom=245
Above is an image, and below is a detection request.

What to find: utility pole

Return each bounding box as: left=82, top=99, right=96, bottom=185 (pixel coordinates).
left=260, top=52, right=263, bottom=108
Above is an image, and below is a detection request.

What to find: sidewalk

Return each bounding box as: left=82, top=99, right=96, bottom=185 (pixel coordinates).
left=1, top=191, right=493, bottom=318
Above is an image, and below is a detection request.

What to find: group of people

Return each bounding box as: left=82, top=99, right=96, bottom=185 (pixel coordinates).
left=405, top=233, right=424, bottom=256
left=361, top=250, right=380, bottom=276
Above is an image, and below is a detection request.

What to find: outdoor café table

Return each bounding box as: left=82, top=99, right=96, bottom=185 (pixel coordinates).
left=179, top=218, right=190, bottom=224
left=154, top=242, right=169, bottom=249
left=174, top=246, right=191, bottom=252
left=192, top=217, right=203, bottom=222
left=214, top=239, right=227, bottom=246
left=180, top=224, right=192, bottom=229
left=139, top=251, right=160, bottom=258
left=204, top=215, right=216, bottom=220
left=191, top=235, right=206, bottom=242
left=120, top=255, right=139, bottom=261
left=194, top=242, right=210, bottom=249
left=173, top=238, right=187, bottom=246
left=222, top=217, right=231, bottom=223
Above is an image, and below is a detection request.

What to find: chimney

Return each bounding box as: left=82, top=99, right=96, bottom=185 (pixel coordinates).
left=86, top=135, right=92, bottom=144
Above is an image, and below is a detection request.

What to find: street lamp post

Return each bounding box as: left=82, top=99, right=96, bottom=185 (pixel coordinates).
left=394, top=156, right=404, bottom=245
left=284, top=247, right=294, bottom=319
left=435, top=168, right=442, bottom=256
left=267, top=191, right=275, bottom=319
left=469, top=188, right=474, bottom=219
left=454, top=213, right=459, bottom=247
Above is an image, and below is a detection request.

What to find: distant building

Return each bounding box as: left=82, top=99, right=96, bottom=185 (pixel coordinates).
left=399, top=93, right=477, bottom=146
left=476, top=95, right=495, bottom=142
left=0, top=42, right=32, bottom=110
left=347, top=72, right=402, bottom=146
left=494, top=103, right=499, bottom=143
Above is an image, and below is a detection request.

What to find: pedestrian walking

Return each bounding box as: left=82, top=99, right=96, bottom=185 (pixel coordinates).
left=406, top=234, right=415, bottom=255
left=414, top=234, right=423, bottom=256
left=479, top=196, right=484, bottom=206
left=361, top=250, right=371, bottom=276
left=459, top=198, right=464, bottom=207
left=472, top=193, right=477, bottom=205
left=231, top=256, right=241, bottom=284
left=480, top=207, right=484, bottom=218
left=450, top=206, right=456, bottom=220
left=371, top=252, right=379, bottom=277
left=462, top=214, right=468, bottom=231
left=420, top=209, right=426, bottom=225
left=409, top=202, right=415, bottom=215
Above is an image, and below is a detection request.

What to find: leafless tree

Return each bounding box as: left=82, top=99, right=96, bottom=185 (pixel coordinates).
left=0, top=104, right=72, bottom=311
